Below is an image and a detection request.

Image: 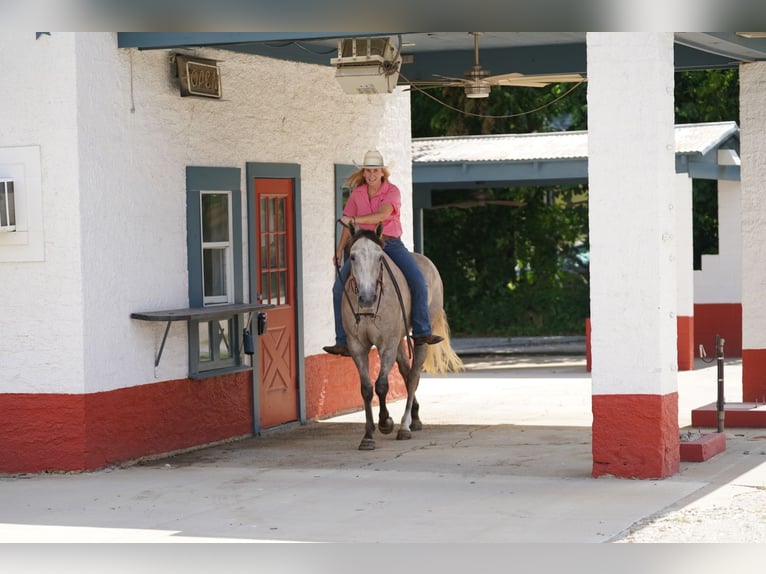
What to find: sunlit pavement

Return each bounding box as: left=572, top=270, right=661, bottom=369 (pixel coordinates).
left=1, top=348, right=764, bottom=544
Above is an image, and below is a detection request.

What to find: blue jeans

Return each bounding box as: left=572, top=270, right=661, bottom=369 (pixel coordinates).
left=332, top=238, right=432, bottom=346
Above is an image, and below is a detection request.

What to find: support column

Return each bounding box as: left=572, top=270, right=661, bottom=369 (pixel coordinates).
left=587, top=33, right=679, bottom=479
left=740, top=61, right=766, bottom=403
left=675, top=173, right=695, bottom=371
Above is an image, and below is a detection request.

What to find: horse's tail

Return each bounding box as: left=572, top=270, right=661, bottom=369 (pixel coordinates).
left=422, top=308, right=464, bottom=375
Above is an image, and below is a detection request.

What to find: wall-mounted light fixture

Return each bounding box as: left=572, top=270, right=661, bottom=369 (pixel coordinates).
left=172, top=54, right=222, bottom=99
left=0, top=178, right=15, bottom=232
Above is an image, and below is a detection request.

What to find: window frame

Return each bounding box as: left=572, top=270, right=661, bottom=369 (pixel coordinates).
left=200, top=190, right=235, bottom=306
left=186, top=167, right=246, bottom=378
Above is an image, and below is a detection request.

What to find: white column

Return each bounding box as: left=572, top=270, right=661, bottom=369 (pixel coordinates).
left=675, top=173, right=695, bottom=370
left=740, top=61, right=766, bottom=402
left=587, top=32, right=679, bottom=478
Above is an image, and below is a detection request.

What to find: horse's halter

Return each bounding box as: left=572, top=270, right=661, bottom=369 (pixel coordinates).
left=335, top=223, right=413, bottom=356
left=346, top=263, right=384, bottom=323
left=342, top=229, right=386, bottom=324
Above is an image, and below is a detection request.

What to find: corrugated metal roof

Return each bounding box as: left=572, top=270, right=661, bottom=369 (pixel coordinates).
left=412, top=121, right=739, bottom=164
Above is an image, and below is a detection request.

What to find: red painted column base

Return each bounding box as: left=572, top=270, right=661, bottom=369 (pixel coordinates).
left=592, top=393, right=680, bottom=479
left=677, top=315, right=694, bottom=371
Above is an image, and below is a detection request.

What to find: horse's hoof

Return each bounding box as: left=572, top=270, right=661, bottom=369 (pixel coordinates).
left=396, top=429, right=412, bottom=441
left=378, top=417, right=394, bottom=435
left=410, top=420, right=423, bottom=432
left=359, top=438, right=376, bottom=451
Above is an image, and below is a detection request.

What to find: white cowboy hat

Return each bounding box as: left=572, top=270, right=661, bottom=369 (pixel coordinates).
left=354, top=149, right=389, bottom=169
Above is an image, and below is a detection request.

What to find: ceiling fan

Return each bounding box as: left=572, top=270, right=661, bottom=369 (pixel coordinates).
left=406, top=32, right=586, bottom=99
left=430, top=189, right=527, bottom=210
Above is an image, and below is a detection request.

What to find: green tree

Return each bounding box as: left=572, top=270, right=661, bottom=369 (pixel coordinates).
left=414, top=82, right=591, bottom=335
left=675, top=69, right=740, bottom=268
left=413, top=69, right=739, bottom=336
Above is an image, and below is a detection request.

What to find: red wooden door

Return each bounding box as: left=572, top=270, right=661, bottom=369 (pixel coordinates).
left=254, top=178, right=297, bottom=428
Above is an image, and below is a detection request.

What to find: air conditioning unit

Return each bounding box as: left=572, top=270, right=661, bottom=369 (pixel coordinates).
left=331, top=37, right=402, bottom=94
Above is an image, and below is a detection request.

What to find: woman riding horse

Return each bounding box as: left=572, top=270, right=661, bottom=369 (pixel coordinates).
left=324, top=149, right=443, bottom=357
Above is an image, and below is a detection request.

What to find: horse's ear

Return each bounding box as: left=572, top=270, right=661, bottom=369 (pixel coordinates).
left=348, top=221, right=356, bottom=235
left=375, top=222, right=384, bottom=239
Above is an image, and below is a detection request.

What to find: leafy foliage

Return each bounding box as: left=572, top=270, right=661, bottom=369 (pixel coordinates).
left=675, top=69, right=739, bottom=269
left=412, top=69, right=739, bottom=336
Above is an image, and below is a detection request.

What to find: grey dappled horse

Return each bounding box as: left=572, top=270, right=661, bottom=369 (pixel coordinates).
left=342, top=224, right=463, bottom=450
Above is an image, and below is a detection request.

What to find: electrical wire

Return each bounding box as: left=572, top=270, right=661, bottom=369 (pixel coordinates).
left=399, top=71, right=586, bottom=120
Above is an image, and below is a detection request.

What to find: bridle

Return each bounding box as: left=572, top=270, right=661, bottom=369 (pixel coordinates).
left=344, top=261, right=384, bottom=323
left=335, top=221, right=414, bottom=356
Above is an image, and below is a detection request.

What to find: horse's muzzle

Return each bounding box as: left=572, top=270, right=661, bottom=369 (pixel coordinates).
left=357, top=290, right=377, bottom=309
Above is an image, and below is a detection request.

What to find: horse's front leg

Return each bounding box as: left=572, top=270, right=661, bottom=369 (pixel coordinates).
left=397, top=342, right=428, bottom=440
left=351, top=352, right=377, bottom=451
left=375, top=346, right=397, bottom=436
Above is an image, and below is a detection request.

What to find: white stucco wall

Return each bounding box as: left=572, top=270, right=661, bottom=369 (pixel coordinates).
left=740, top=61, right=766, bottom=349
left=0, top=32, right=412, bottom=394
left=0, top=32, right=85, bottom=394
left=694, top=179, right=742, bottom=304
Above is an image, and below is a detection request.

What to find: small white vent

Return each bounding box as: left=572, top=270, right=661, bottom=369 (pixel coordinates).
left=0, top=178, right=15, bottom=232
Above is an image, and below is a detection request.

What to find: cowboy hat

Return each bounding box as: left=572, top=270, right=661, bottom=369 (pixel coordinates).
left=354, top=149, right=389, bottom=169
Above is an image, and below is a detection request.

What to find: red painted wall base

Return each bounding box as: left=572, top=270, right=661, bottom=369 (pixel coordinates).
left=304, top=351, right=406, bottom=420
left=592, top=393, right=680, bottom=479
left=694, top=303, right=742, bottom=358
left=0, top=373, right=253, bottom=474
left=1, top=350, right=410, bottom=475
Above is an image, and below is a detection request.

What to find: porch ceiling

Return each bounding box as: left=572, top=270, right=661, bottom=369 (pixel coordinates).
left=118, top=32, right=766, bottom=82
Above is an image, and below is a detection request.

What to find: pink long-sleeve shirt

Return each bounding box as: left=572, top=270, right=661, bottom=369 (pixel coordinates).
left=342, top=180, right=403, bottom=238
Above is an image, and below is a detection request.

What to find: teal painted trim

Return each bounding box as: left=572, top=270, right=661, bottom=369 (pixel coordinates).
left=687, top=162, right=741, bottom=182
left=118, top=32, right=370, bottom=49
left=413, top=160, right=589, bottom=187
left=245, top=162, right=307, bottom=430
left=186, top=166, right=244, bottom=379
left=334, top=164, right=355, bottom=249
left=412, top=186, right=432, bottom=254
left=186, top=166, right=242, bottom=307
left=190, top=363, right=253, bottom=381
left=231, top=190, right=244, bottom=303
left=186, top=180, right=203, bottom=308
left=187, top=166, right=241, bottom=191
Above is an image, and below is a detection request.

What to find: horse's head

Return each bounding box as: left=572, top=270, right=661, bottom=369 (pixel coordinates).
left=347, top=223, right=385, bottom=308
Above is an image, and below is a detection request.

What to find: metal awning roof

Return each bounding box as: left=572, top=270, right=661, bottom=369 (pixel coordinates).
left=412, top=121, right=740, bottom=191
